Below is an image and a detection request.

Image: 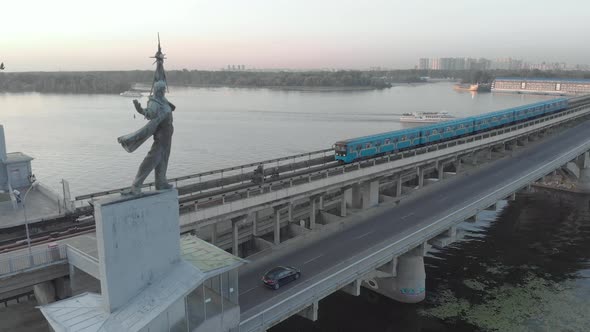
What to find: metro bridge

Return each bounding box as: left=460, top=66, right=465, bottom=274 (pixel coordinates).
left=1, top=96, right=590, bottom=331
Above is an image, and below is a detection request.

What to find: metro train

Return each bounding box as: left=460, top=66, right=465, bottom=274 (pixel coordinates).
left=334, top=98, right=569, bottom=163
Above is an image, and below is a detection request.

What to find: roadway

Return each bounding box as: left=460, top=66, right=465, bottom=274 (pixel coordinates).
left=238, top=119, right=590, bottom=319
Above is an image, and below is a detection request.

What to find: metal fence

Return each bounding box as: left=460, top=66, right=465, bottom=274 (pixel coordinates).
left=0, top=244, right=67, bottom=276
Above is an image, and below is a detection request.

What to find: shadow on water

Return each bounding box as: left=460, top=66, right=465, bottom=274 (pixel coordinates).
left=271, top=191, right=590, bottom=332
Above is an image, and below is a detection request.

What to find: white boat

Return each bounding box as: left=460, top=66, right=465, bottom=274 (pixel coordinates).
left=399, top=111, right=455, bottom=123
left=119, top=90, right=144, bottom=97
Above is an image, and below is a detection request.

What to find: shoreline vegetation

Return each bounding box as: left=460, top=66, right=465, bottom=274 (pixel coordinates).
left=0, top=69, right=589, bottom=95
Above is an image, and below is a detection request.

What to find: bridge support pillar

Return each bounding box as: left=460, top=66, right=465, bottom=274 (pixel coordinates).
left=274, top=207, right=281, bottom=245
left=351, top=183, right=362, bottom=208
left=368, top=245, right=426, bottom=303
left=211, top=223, right=218, bottom=246
left=418, top=167, right=425, bottom=188
left=310, top=197, right=317, bottom=230
left=437, top=165, right=444, bottom=180
left=33, top=280, right=56, bottom=305
left=297, top=300, right=319, bottom=322
left=454, top=159, right=462, bottom=173
left=341, top=279, right=362, bottom=296
left=340, top=196, right=347, bottom=217
left=231, top=218, right=243, bottom=257
left=578, top=167, right=590, bottom=192
left=396, top=177, right=403, bottom=197
left=251, top=211, right=258, bottom=237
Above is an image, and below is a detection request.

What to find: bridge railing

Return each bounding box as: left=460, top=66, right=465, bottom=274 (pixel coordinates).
left=238, top=133, right=590, bottom=331
left=72, top=148, right=334, bottom=207
left=0, top=244, right=67, bottom=276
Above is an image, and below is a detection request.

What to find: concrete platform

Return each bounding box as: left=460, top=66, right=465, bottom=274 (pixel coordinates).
left=0, top=185, right=62, bottom=229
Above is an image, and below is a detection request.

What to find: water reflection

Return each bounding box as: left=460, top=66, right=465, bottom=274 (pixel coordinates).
left=271, top=191, right=590, bottom=332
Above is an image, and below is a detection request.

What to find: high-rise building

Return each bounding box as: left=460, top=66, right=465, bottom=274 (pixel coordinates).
left=418, top=58, right=430, bottom=70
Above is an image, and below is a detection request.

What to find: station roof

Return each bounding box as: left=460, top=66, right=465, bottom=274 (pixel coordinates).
left=3, top=152, right=33, bottom=164
left=181, top=234, right=246, bottom=275
left=38, top=234, right=245, bottom=332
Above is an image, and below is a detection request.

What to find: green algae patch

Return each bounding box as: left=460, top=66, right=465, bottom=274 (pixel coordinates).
left=421, top=274, right=590, bottom=331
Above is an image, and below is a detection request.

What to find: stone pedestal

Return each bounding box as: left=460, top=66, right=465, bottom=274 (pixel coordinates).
left=95, top=189, right=180, bottom=313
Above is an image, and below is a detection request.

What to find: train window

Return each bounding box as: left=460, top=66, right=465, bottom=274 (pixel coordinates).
left=375, top=141, right=381, bottom=146
left=356, top=144, right=362, bottom=150
left=446, top=127, right=451, bottom=132
left=402, top=135, right=407, bottom=141
left=366, top=143, right=371, bottom=148
left=384, top=139, right=390, bottom=144
left=432, top=129, right=437, bottom=134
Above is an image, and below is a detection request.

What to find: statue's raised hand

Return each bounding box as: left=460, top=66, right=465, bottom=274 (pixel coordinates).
left=133, top=99, right=144, bottom=115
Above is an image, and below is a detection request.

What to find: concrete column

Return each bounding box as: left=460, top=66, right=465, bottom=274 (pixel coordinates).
left=361, top=180, right=380, bottom=209
left=297, top=300, right=319, bottom=321
left=251, top=211, right=258, bottom=237
left=318, top=195, right=324, bottom=211
left=340, top=197, right=347, bottom=217
left=418, top=167, right=425, bottom=188
left=54, top=277, right=71, bottom=300
left=34, top=281, right=56, bottom=305
left=310, top=198, right=317, bottom=230
left=437, top=165, right=444, bottom=180
left=487, top=149, right=492, bottom=160
left=288, top=203, right=293, bottom=221
left=396, top=177, right=402, bottom=197
left=343, top=186, right=352, bottom=208
left=578, top=167, right=590, bottom=192
left=470, top=153, right=478, bottom=166
left=341, top=279, right=361, bottom=296
left=211, top=223, right=217, bottom=245
left=351, top=183, right=362, bottom=209
left=274, top=208, right=281, bottom=245
left=370, top=246, right=426, bottom=303
left=454, top=159, right=462, bottom=172
left=232, top=220, right=240, bottom=257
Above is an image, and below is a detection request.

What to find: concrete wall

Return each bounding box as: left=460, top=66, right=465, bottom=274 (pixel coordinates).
left=94, top=189, right=180, bottom=313
left=0, top=125, right=6, bottom=162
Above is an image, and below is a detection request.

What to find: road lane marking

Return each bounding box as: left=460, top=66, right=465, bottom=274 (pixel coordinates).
left=241, top=286, right=259, bottom=295
left=303, top=254, right=324, bottom=265
left=401, top=212, right=415, bottom=220
left=354, top=231, right=373, bottom=240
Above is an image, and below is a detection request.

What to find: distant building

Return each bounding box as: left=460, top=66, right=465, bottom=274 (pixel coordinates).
left=418, top=58, right=430, bottom=70
left=492, top=77, right=590, bottom=95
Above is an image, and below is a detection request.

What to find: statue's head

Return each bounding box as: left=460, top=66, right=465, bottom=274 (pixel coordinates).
left=153, top=80, right=167, bottom=97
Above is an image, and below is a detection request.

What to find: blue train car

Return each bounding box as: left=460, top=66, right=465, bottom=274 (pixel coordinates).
left=514, top=99, right=567, bottom=122
left=543, top=98, right=568, bottom=115
left=419, top=118, right=474, bottom=145
left=335, top=128, right=421, bottom=163
left=472, top=109, right=515, bottom=132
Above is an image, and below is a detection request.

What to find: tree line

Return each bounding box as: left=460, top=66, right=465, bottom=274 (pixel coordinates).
left=1, top=69, right=589, bottom=94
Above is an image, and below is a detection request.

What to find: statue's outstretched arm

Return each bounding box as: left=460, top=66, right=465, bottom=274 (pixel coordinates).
left=133, top=99, right=145, bottom=116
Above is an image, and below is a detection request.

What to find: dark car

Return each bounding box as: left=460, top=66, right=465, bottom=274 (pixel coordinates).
left=262, top=266, right=301, bottom=290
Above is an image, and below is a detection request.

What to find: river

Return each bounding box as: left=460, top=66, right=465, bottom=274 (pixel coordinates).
left=0, top=82, right=551, bottom=197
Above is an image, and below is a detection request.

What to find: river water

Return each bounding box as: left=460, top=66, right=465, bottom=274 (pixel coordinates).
left=2, top=83, right=588, bottom=331
left=0, top=82, right=551, bottom=197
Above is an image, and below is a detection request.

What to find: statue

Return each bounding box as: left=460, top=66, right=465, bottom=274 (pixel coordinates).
left=117, top=35, right=175, bottom=195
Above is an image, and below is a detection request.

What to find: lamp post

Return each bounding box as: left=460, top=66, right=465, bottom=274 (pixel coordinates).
left=22, top=181, right=38, bottom=255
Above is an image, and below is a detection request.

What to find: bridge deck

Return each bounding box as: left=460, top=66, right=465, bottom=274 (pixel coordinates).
left=237, top=119, right=590, bottom=329
left=0, top=187, right=61, bottom=229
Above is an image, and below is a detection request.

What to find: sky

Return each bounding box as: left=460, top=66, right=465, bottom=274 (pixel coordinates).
left=2, top=0, right=589, bottom=71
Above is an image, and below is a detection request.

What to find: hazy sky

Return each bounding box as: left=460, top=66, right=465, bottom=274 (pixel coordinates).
left=3, top=0, right=589, bottom=71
